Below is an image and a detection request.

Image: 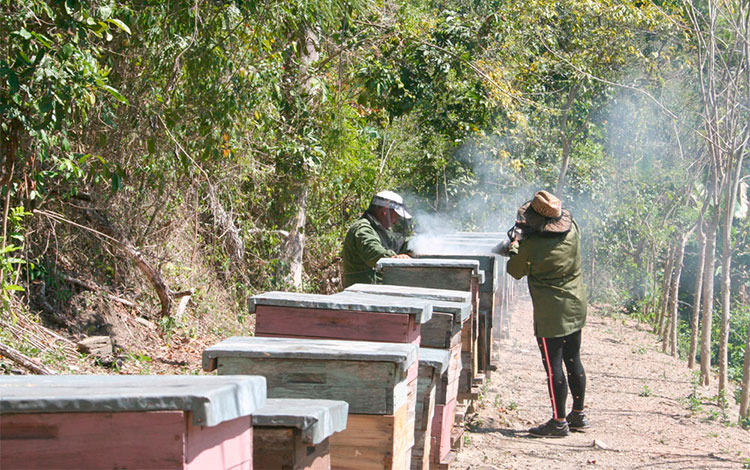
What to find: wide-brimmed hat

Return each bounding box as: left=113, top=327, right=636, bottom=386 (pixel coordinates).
left=371, top=190, right=412, bottom=219
left=516, top=191, right=571, bottom=234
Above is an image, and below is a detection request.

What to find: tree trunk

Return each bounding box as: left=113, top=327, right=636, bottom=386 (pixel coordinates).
left=656, top=245, right=675, bottom=334
left=665, top=232, right=689, bottom=356
left=688, top=221, right=706, bottom=368
left=718, top=149, right=745, bottom=397
left=274, top=27, right=320, bottom=291
left=278, top=182, right=308, bottom=290
left=700, top=217, right=718, bottom=385
left=740, top=321, right=750, bottom=420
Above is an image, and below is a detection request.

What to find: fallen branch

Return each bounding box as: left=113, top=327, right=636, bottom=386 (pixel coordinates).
left=0, top=341, right=56, bottom=375
left=58, top=273, right=135, bottom=308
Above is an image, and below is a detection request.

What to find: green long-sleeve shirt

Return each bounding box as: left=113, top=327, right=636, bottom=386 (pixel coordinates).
left=506, top=220, right=587, bottom=338
left=341, top=212, right=404, bottom=288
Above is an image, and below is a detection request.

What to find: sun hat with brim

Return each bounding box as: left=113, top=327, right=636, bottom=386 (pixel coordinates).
left=371, top=190, right=412, bottom=219
left=516, top=199, right=572, bottom=234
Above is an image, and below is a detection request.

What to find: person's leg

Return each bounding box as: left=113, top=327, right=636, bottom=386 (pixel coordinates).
left=536, top=335, right=567, bottom=420
left=561, top=330, right=586, bottom=412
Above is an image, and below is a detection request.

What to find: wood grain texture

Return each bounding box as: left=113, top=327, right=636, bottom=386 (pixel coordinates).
left=435, top=342, right=462, bottom=405
left=185, top=414, right=253, bottom=470
left=382, top=267, right=474, bottom=292
left=412, top=369, right=437, bottom=470
left=217, top=357, right=412, bottom=415
left=253, top=427, right=331, bottom=470
left=256, top=305, right=420, bottom=344
left=329, top=401, right=412, bottom=470
left=420, top=313, right=461, bottom=349
left=0, top=411, right=252, bottom=470
left=429, top=399, right=457, bottom=463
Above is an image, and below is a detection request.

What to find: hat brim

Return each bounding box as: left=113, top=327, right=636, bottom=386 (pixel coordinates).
left=395, top=206, right=412, bottom=220
left=517, top=202, right=571, bottom=234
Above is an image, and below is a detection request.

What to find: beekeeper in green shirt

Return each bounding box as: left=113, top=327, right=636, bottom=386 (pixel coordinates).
left=341, top=191, right=412, bottom=288
left=500, top=190, right=589, bottom=438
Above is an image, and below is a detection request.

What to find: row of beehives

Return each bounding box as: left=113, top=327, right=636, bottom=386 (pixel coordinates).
left=0, top=233, right=517, bottom=470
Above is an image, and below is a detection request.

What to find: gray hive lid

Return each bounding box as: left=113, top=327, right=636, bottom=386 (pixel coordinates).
left=376, top=257, right=480, bottom=275
left=0, top=375, right=267, bottom=427
left=345, top=283, right=471, bottom=304
left=376, top=258, right=484, bottom=284
left=328, top=291, right=432, bottom=323
left=342, top=285, right=470, bottom=324
left=252, top=398, right=348, bottom=445
left=249, top=291, right=431, bottom=322
left=418, top=347, right=451, bottom=374
left=203, top=336, right=418, bottom=373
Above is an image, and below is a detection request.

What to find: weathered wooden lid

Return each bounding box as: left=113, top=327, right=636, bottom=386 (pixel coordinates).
left=252, top=398, right=348, bottom=445
left=328, top=291, right=433, bottom=323
left=376, top=258, right=484, bottom=285
left=203, top=336, right=418, bottom=372
left=343, top=284, right=471, bottom=324
left=249, top=291, right=431, bottom=322
left=345, top=283, right=471, bottom=303
left=418, top=347, right=451, bottom=375
left=0, top=375, right=267, bottom=427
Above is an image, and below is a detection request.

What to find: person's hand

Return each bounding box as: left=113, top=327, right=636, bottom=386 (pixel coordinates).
left=510, top=240, right=519, bottom=249
left=391, top=253, right=411, bottom=259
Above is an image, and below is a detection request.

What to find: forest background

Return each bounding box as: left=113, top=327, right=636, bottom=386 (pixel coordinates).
left=1, top=0, right=749, bottom=423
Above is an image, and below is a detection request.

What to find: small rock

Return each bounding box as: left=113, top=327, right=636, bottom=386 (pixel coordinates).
left=77, top=336, right=113, bottom=356
left=592, top=439, right=610, bottom=450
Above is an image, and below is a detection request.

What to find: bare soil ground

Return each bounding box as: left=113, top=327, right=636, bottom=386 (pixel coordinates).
left=455, top=297, right=750, bottom=470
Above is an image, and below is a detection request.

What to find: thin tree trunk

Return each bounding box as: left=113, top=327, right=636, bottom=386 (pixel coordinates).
left=740, top=321, right=750, bottom=420
left=718, top=149, right=745, bottom=397
left=657, top=245, right=675, bottom=335
left=279, top=183, right=308, bottom=290
left=689, top=221, right=706, bottom=368
left=700, top=216, right=718, bottom=385
left=666, top=231, right=689, bottom=356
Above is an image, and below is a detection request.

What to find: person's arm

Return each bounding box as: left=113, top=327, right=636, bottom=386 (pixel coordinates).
left=506, top=240, right=530, bottom=280
left=353, top=224, right=397, bottom=267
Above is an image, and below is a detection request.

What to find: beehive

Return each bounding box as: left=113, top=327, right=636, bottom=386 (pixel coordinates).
left=252, top=398, right=348, bottom=470
left=0, top=375, right=266, bottom=470
left=204, top=337, right=419, bottom=470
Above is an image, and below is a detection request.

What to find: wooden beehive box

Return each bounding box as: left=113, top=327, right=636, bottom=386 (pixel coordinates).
left=0, top=375, right=266, bottom=470
left=203, top=337, right=419, bottom=470
left=251, top=291, right=432, bottom=345
left=414, top=250, right=500, bottom=374
left=252, top=398, right=348, bottom=470
left=376, top=258, right=482, bottom=396
left=342, top=284, right=471, bottom=350
left=413, top=348, right=450, bottom=470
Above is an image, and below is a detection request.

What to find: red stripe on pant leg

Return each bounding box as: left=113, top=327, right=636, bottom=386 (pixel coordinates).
left=541, top=337, right=558, bottom=419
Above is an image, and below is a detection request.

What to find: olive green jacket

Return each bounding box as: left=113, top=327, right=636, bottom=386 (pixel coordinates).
left=506, top=220, right=587, bottom=338
left=341, top=212, right=404, bottom=288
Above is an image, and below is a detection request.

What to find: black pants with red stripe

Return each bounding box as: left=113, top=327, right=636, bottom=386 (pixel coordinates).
left=536, top=330, right=586, bottom=420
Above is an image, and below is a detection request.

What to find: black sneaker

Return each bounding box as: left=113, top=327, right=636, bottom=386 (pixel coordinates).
left=529, top=419, right=570, bottom=438
left=566, top=411, right=589, bottom=431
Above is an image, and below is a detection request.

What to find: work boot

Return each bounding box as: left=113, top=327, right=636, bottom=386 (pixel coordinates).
left=528, top=419, right=570, bottom=438
left=566, top=410, right=589, bottom=431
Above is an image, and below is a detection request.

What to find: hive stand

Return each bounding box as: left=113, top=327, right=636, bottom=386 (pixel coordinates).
left=376, top=258, right=482, bottom=400
left=204, top=337, right=419, bottom=470
left=0, top=375, right=266, bottom=470
left=251, top=291, right=432, bottom=345
left=252, top=398, right=348, bottom=470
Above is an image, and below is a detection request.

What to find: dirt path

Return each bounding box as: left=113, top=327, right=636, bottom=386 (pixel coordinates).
left=455, top=296, right=750, bottom=469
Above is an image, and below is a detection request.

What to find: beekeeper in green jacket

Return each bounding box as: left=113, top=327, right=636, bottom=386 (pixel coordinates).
left=501, top=190, right=589, bottom=438
left=341, top=191, right=412, bottom=288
